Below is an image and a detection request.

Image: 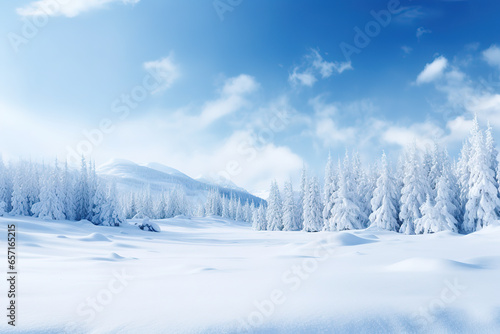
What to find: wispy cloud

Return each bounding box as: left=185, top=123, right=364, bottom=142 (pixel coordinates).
left=394, top=6, right=428, bottom=24
left=402, top=46, right=413, bottom=55
left=17, top=0, right=139, bottom=18
left=198, top=74, right=259, bottom=127
left=289, top=49, right=352, bottom=87
left=416, top=27, right=432, bottom=40
left=416, top=56, right=448, bottom=85
left=482, top=45, right=500, bottom=70
left=143, top=54, right=181, bottom=94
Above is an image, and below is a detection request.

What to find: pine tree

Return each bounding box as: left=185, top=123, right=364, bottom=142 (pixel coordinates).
left=221, top=196, right=230, bottom=218
left=235, top=199, right=245, bottom=221
left=303, top=176, right=323, bottom=232
left=399, top=143, right=430, bottom=235
left=10, top=162, right=30, bottom=216
left=31, top=161, right=65, bottom=220
left=369, top=152, right=400, bottom=231
left=457, top=140, right=471, bottom=225
left=252, top=204, right=267, bottom=230
left=0, top=156, right=8, bottom=214
left=429, top=142, right=443, bottom=195
left=266, top=180, right=283, bottom=231
left=101, top=182, right=123, bottom=226
left=282, top=179, right=299, bottom=231
left=322, top=154, right=336, bottom=227
left=464, top=116, right=500, bottom=232
left=328, top=157, right=367, bottom=231
left=74, top=157, right=90, bottom=221
left=486, top=122, right=499, bottom=186
left=298, top=164, right=307, bottom=229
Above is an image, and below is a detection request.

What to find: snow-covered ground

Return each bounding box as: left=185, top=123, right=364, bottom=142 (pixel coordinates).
left=1, top=216, right=500, bottom=333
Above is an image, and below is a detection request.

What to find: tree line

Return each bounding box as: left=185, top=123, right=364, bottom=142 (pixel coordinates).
left=253, top=116, right=500, bottom=234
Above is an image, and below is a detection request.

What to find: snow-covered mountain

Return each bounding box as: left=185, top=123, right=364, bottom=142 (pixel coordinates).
left=194, top=174, right=247, bottom=193
left=97, top=159, right=264, bottom=205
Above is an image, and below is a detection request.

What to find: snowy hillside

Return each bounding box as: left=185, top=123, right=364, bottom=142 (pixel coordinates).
left=97, top=159, right=264, bottom=205
left=2, top=215, right=500, bottom=333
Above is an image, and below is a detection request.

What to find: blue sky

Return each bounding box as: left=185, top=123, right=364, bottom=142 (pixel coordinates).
left=1, top=0, right=500, bottom=195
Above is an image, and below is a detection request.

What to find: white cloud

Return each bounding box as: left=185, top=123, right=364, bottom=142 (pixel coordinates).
left=444, top=116, right=473, bottom=143
left=381, top=122, right=445, bottom=148
left=289, top=68, right=317, bottom=87
left=289, top=49, right=352, bottom=87
left=482, top=45, right=500, bottom=70
left=199, top=74, right=258, bottom=127
left=143, top=54, right=180, bottom=94
left=310, top=49, right=352, bottom=77
left=416, top=27, right=432, bottom=39
left=0, top=103, right=87, bottom=162
left=416, top=56, right=448, bottom=85
left=17, top=0, right=139, bottom=18
left=401, top=46, right=413, bottom=55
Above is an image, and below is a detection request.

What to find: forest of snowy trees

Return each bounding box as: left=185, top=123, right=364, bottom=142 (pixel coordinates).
left=253, top=116, right=500, bottom=235
left=0, top=155, right=260, bottom=227
left=0, top=157, right=124, bottom=226
left=0, top=116, right=499, bottom=235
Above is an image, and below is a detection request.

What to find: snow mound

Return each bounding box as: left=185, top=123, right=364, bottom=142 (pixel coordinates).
left=78, top=233, right=111, bottom=242
left=332, top=232, right=378, bottom=246
left=387, top=257, right=481, bottom=272
left=190, top=267, right=218, bottom=274
left=467, top=256, right=500, bottom=269
left=90, top=252, right=127, bottom=262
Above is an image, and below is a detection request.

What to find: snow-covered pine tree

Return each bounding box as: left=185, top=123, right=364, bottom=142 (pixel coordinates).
left=31, top=161, right=65, bottom=220
left=252, top=204, right=267, bottom=230
left=432, top=173, right=459, bottom=233
left=10, top=162, right=30, bottom=216
left=61, top=162, right=76, bottom=220
left=485, top=122, right=499, bottom=187
left=328, top=156, right=367, bottom=231
left=464, top=116, right=500, bottom=232
left=282, top=179, right=299, bottom=231
left=74, top=157, right=90, bottom=221
left=428, top=142, right=443, bottom=195
left=322, top=153, right=335, bottom=227
left=441, top=149, right=461, bottom=221
left=0, top=156, right=8, bottom=215
left=235, top=199, right=245, bottom=221
left=26, top=161, right=40, bottom=215
left=369, top=152, right=400, bottom=231
left=266, top=180, right=283, bottom=231
left=303, top=176, right=323, bottom=232
left=221, top=196, right=230, bottom=218
left=399, top=142, right=430, bottom=235
left=100, top=182, right=123, bottom=226
left=415, top=169, right=459, bottom=234
left=90, top=180, right=107, bottom=225
left=414, top=195, right=436, bottom=234
left=154, top=192, right=167, bottom=219
left=244, top=202, right=253, bottom=223
left=352, top=152, right=371, bottom=221
left=297, top=164, right=307, bottom=229
left=456, top=140, right=471, bottom=224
